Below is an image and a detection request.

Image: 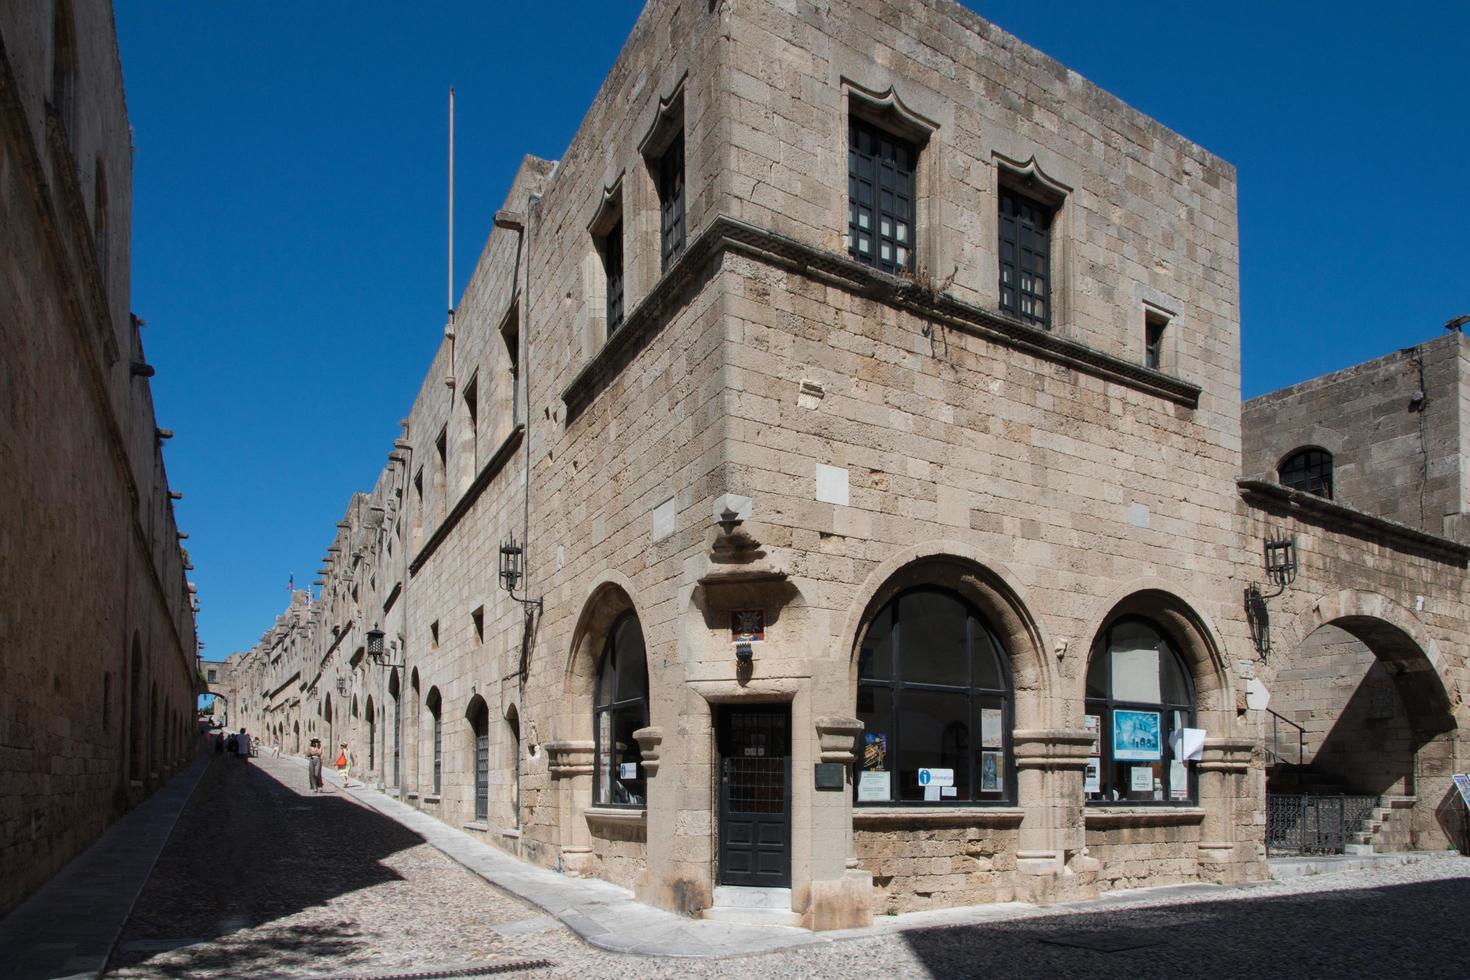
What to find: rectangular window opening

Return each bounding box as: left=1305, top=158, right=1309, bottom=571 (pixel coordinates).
left=500, top=305, right=520, bottom=426
left=471, top=605, right=484, bottom=645
left=1145, top=312, right=1168, bottom=371
left=604, top=218, right=625, bottom=335
left=430, top=620, right=440, bottom=649
left=848, top=116, right=917, bottom=275
left=658, top=133, right=686, bottom=271
left=463, top=375, right=479, bottom=470
left=998, top=184, right=1056, bottom=329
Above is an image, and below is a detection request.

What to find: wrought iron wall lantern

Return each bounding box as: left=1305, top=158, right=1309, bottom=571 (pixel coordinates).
left=1244, top=532, right=1298, bottom=661
left=335, top=675, right=350, bottom=697
left=498, top=532, right=542, bottom=612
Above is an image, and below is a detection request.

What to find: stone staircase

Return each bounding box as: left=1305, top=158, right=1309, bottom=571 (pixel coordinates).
left=1344, top=796, right=1417, bottom=855
left=1267, top=763, right=1417, bottom=855
left=701, top=886, right=804, bottom=928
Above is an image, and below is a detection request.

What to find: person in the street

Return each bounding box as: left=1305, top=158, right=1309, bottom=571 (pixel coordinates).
left=214, top=732, right=223, bottom=754
left=335, top=741, right=353, bottom=787
left=305, top=738, right=324, bottom=793
left=236, top=727, right=251, bottom=762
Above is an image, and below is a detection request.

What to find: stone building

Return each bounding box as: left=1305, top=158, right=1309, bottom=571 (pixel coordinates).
left=227, top=0, right=1468, bottom=930
left=0, top=1, right=201, bottom=916
left=1241, top=332, right=1470, bottom=851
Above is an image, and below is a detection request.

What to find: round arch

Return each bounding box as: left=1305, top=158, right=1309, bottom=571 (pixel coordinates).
left=563, top=572, right=651, bottom=703
left=1280, top=589, right=1457, bottom=734
left=1078, top=582, right=1235, bottom=729
left=841, top=541, right=1052, bottom=728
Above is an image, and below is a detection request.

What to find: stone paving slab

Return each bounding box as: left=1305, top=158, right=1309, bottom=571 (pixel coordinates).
left=0, top=752, right=211, bottom=980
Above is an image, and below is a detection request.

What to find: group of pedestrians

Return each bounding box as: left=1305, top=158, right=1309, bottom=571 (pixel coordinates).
left=211, top=725, right=356, bottom=794
left=305, top=737, right=355, bottom=793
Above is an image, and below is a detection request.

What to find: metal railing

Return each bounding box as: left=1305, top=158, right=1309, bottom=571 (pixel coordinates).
left=1266, top=707, right=1306, bottom=768
left=1266, top=794, right=1380, bottom=856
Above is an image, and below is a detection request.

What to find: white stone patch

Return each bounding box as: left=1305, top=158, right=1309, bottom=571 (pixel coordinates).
left=815, top=463, right=849, bottom=506
left=1129, top=502, right=1150, bottom=528
left=713, top=493, right=753, bottom=523
left=652, top=496, right=677, bottom=542
left=1245, top=677, right=1271, bottom=711
left=555, top=544, right=565, bottom=571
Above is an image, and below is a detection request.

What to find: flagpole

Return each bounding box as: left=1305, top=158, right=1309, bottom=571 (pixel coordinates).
left=448, top=86, right=455, bottom=319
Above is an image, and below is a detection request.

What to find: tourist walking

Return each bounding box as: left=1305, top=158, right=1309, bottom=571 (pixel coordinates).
left=306, top=738, right=324, bottom=792
left=335, top=741, right=353, bottom=788
left=236, top=727, right=251, bottom=762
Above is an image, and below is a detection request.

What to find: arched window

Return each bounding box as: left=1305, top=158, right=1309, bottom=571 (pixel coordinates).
left=593, top=613, right=648, bottom=807
left=506, top=706, right=521, bottom=828
left=51, top=0, right=77, bottom=142
left=1278, top=447, right=1333, bottom=499
left=426, top=687, right=442, bottom=795
left=1085, top=618, right=1196, bottom=804
left=855, top=588, right=1013, bottom=804
left=365, top=696, right=376, bottom=771
left=467, top=697, right=489, bottom=822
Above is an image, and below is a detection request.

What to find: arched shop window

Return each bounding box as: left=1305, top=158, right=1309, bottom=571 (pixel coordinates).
left=1085, top=618, right=1196, bottom=804
left=593, top=613, right=648, bottom=807
left=855, top=588, right=1013, bottom=804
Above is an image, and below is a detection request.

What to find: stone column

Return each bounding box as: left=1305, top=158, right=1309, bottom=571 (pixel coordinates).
left=1012, top=728, right=1097, bottom=903
left=1196, top=736, right=1255, bottom=883
left=545, top=739, right=595, bottom=875
left=809, top=716, right=872, bottom=930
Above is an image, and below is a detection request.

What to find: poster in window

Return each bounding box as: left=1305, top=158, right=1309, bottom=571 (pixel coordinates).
left=980, top=750, right=1004, bottom=792
left=1130, top=765, right=1155, bottom=792
left=1085, top=714, right=1101, bottom=756
left=857, top=769, right=890, bottom=801
left=862, top=732, right=887, bottom=770
left=1112, top=709, right=1162, bottom=761
left=1170, top=759, right=1189, bottom=799
left=981, top=707, right=1003, bottom=747
left=1084, top=759, right=1101, bottom=794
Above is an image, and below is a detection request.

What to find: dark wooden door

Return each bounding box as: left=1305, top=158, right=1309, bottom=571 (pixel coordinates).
left=718, top=705, right=791, bottom=887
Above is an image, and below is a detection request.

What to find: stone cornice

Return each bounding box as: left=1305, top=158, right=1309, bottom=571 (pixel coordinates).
left=1238, top=480, right=1470, bottom=566
left=561, top=215, right=1203, bottom=420
left=1013, top=728, right=1095, bottom=771
left=409, top=425, right=524, bottom=575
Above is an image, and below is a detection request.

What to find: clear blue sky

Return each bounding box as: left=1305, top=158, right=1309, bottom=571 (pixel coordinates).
left=114, top=1, right=1469, bottom=661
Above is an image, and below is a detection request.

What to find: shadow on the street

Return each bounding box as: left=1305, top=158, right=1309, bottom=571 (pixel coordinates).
left=897, top=874, right=1470, bottom=979
left=107, top=754, right=427, bottom=975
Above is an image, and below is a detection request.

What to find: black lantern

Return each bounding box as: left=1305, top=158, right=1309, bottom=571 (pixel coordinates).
left=366, top=627, right=386, bottom=664
left=335, top=675, right=349, bottom=697
left=499, top=533, right=523, bottom=594
left=1264, top=535, right=1297, bottom=590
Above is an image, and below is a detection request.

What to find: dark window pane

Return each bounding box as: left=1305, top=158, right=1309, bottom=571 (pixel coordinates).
left=1279, top=448, right=1333, bottom=499
left=972, top=628, right=1004, bottom=691
left=1086, top=648, right=1109, bottom=699
left=896, top=689, right=971, bottom=801
left=613, top=619, right=647, bottom=704
left=858, top=606, right=892, bottom=680
left=898, top=590, right=968, bottom=687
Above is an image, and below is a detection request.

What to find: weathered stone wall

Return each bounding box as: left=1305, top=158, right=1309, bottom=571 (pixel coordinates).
left=855, top=820, right=1019, bottom=914
left=0, top=0, right=199, bottom=917
left=1242, top=333, right=1466, bottom=539
left=1084, top=818, right=1203, bottom=891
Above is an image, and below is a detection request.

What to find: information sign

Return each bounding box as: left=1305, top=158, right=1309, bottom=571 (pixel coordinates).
left=917, top=767, right=954, bottom=788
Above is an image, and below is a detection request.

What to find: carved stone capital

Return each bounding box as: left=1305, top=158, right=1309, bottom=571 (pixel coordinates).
left=632, top=726, right=663, bottom=776
left=1197, top=737, right=1254, bottom=774
left=815, top=716, right=864, bottom=764
left=544, top=739, right=595, bottom=779
left=1013, top=728, right=1095, bottom=771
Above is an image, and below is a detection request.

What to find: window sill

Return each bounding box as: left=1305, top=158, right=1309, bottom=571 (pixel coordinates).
left=406, top=792, right=420, bottom=800
left=462, top=821, right=489, bottom=833
left=1084, top=806, right=1205, bottom=829
left=854, top=807, right=1024, bottom=829
left=584, top=806, right=647, bottom=832
left=501, top=827, right=522, bottom=840
left=422, top=794, right=442, bottom=804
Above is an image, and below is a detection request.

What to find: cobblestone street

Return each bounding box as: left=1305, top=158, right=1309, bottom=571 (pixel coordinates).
left=96, top=751, right=1470, bottom=979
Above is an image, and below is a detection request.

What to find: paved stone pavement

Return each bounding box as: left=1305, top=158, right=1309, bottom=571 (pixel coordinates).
left=0, top=749, right=209, bottom=980
left=9, top=744, right=1465, bottom=978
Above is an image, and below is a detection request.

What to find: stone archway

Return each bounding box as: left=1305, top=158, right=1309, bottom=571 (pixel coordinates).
left=1271, top=590, right=1463, bottom=851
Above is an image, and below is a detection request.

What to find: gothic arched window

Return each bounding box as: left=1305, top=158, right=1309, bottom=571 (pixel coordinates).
left=1085, top=619, right=1196, bottom=804
left=593, top=613, right=648, bottom=807
left=855, top=588, right=1014, bottom=804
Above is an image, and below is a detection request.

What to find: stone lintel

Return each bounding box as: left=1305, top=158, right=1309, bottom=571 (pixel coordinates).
left=1013, top=728, right=1095, bottom=771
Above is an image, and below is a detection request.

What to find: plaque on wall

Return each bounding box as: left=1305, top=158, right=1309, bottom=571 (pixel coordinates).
left=814, top=762, right=845, bottom=790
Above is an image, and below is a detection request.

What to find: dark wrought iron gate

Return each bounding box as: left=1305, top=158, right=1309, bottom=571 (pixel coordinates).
left=718, top=705, right=791, bottom=887
left=1266, top=794, right=1379, bottom=855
